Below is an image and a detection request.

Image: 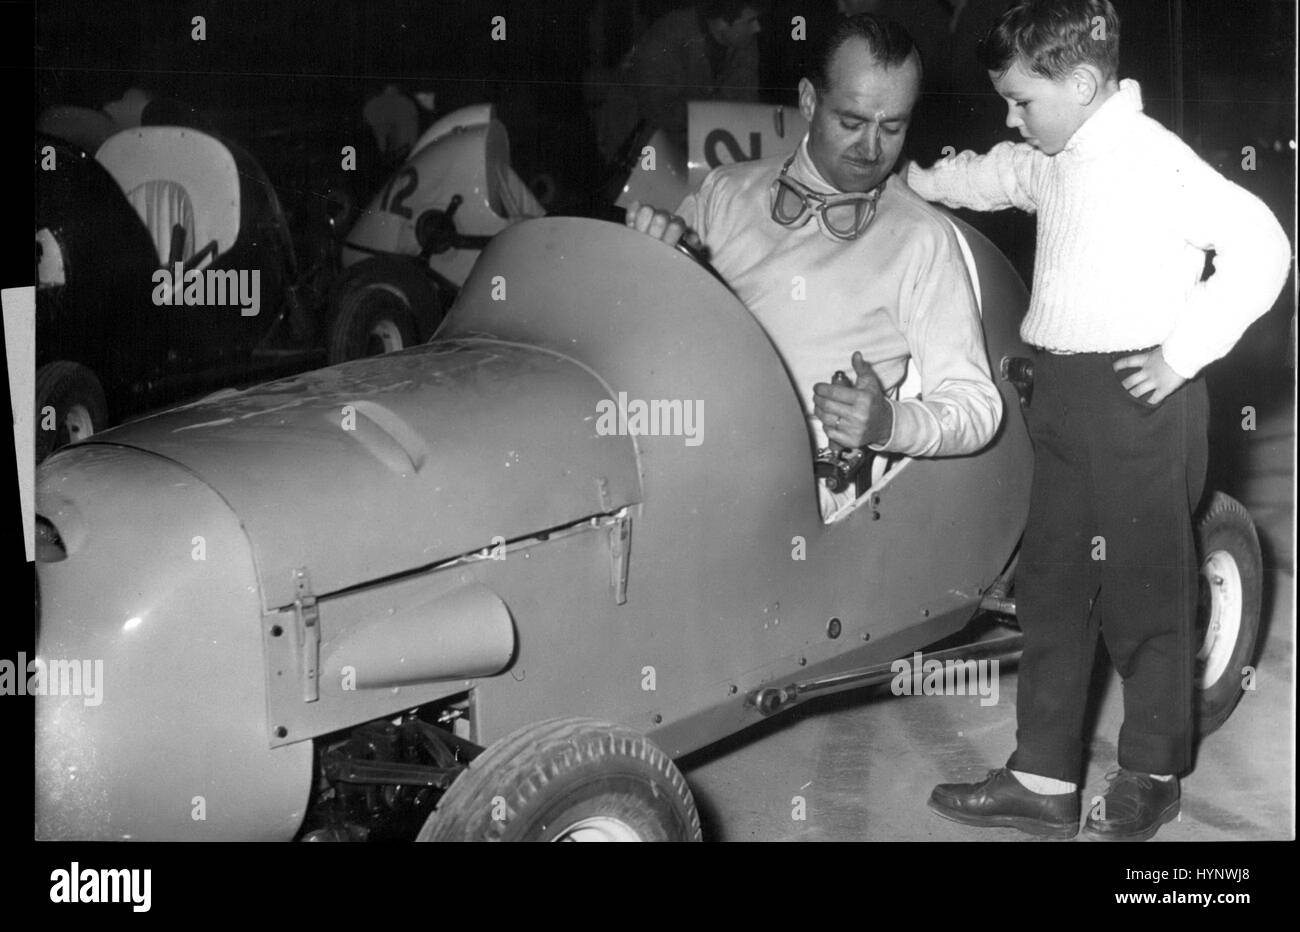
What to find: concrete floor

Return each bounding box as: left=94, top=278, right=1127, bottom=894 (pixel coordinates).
left=681, top=390, right=1295, bottom=842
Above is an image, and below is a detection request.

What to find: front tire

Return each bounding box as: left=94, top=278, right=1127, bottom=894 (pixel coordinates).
left=35, top=361, right=107, bottom=463
left=418, top=717, right=702, bottom=842
left=327, top=281, right=420, bottom=364
left=1194, top=492, right=1263, bottom=736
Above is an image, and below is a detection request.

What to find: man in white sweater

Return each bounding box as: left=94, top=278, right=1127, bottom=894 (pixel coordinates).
left=627, top=14, right=1003, bottom=520
left=908, top=0, right=1291, bottom=841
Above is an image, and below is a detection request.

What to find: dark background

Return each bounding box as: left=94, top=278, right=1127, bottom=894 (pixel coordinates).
left=34, top=0, right=1296, bottom=219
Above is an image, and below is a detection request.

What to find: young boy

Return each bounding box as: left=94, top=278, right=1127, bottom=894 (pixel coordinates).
left=906, top=0, right=1291, bottom=840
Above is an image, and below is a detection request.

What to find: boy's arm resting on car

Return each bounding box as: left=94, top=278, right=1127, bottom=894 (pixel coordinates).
left=1160, top=154, right=1293, bottom=380
left=905, top=141, right=1044, bottom=213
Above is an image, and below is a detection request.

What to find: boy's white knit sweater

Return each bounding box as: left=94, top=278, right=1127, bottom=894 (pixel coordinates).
left=907, top=80, right=1292, bottom=378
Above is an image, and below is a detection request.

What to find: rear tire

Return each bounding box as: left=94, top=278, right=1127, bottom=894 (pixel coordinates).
left=417, top=717, right=702, bottom=842
left=1194, top=492, right=1262, bottom=736
left=36, top=361, right=107, bottom=462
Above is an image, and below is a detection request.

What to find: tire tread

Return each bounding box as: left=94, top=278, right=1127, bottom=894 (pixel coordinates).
left=420, top=716, right=701, bottom=842
left=1194, top=492, right=1263, bottom=736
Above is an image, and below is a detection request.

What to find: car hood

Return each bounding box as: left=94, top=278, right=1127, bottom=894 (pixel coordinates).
left=52, top=341, right=640, bottom=610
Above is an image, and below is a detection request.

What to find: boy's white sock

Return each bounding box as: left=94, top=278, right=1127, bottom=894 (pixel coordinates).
left=1010, top=768, right=1077, bottom=795
left=1148, top=773, right=1175, bottom=781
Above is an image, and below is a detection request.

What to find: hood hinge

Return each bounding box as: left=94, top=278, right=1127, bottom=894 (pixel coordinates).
left=609, top=510, right=632, bottom=605
left=294, top=567, right=321, bottom=703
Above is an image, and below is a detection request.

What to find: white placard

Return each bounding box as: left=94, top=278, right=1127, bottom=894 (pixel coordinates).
left=2, top=286, right=34, bottom=562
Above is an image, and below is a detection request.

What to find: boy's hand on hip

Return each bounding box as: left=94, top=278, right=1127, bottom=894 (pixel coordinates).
left=1113, top=346, right=1186, bottom=405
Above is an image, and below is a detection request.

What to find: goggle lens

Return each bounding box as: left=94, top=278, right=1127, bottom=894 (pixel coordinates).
left=769, top=159, right=880, bottom=241
left=772, top=178, right=812, bottom=225
left=822, top=199, right=872, bottom=238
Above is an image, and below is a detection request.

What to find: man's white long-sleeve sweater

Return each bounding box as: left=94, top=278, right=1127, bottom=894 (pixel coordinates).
left=906, top=80, right=1292, bottom=378
left=678, top=138, right=1002, bottom=463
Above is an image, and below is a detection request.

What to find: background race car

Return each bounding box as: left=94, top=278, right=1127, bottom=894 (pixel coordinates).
left=330, top=104, right=545, bottom=365
left=35, top=122, right=342, bottom=461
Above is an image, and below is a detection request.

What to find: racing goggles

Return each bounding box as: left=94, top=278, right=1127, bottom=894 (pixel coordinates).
left=769, top=153, right=882, bottom=241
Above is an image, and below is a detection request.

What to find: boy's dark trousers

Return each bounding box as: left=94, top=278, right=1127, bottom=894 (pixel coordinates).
left=1007, top=349, right=1209, bottom=782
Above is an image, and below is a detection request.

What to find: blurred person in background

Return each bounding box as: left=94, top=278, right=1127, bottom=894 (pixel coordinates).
left=593, top=1, right=766, bottom=161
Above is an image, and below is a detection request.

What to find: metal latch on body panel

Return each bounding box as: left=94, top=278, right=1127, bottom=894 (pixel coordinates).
left=1000, top=355, right=1034, bottom=408
left=609, top=510, right=632, bottom=605
left=294, top=567, right=321, bottom=703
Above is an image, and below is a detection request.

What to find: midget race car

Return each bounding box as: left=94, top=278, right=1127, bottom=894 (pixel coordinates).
left=326, top=98, right=792, bottom=372
left=328, top=104, right=545, bottom=364
left=35, top=102, right=545, bottom=465
left=34, top=201, right=1262, bottom=840
left=34, top=123, right=338, bottom=462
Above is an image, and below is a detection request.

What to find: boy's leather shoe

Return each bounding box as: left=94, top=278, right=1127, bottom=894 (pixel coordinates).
left=1082, top=769, right=1180, bottom=841
left=928, top=768, right=1080, bottom=838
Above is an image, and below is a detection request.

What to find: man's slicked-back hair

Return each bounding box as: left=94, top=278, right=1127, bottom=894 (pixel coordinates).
left=978, top=0, right=1121, bottom=82
left=807, top=13, right=921, bottom=92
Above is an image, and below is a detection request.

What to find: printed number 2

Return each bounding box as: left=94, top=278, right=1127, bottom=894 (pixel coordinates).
left=381, top=167, right=419, bottom=219
left=704, top=129, right=761, bottom=169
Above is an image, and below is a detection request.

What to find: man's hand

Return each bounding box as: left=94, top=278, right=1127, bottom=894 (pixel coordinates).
left=1113, top=346, right=1187, bottom=405
left=625, top=200, right=702, bottom=250
left=813, top=351, right=894, bottom=448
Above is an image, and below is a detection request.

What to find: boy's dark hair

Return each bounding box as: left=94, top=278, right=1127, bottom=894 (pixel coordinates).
left=702, top=0, right=767, bottom=25
left=978, top=0, right=1120, bottom=82
left=806, top=13, right=921, bottom=92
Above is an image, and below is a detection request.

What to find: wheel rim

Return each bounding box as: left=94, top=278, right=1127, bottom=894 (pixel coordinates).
left=355, top=284, right=410, bottom=357
left=64, top=403, right=95, bottom=443
left=1197, top=549, right=1243, bottom=688
left=552, top=816, right=644, bottom=842
left=366, top=317, right=405, bottom=355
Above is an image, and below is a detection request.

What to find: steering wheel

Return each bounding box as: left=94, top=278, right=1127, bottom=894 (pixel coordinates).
left=671, top=234, right=730, bottom=287
left=673, top=236, right=709, bottom=265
